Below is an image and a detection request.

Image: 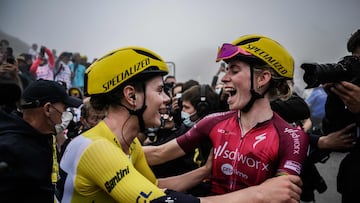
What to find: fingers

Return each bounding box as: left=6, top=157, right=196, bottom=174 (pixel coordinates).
left=287, top=174, right=302, bottom=187
left=340, top=81, right=359, bottom=91
left=330, top=85, right=349, bottom=100
left=278, top=175, right=302, bottom=202
left=287, top=175, right=302, bottom=202
left=331, top=82, right=359, bottom=101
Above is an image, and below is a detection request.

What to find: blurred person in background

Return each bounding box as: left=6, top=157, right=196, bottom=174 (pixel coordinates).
left=54, top=52, right=72, bottom=89
left=28, top=43, right=38, bottom=61
left=0, top=58, right=22, bottom=112
left=30, top=45, right=55, bottom=80
left=16, top=55, right=35, bottom=89
left=69, top=52, right=86, bottom=92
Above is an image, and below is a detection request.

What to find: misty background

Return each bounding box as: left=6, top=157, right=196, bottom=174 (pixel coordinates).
left=1, top=0, right=360, bottom=97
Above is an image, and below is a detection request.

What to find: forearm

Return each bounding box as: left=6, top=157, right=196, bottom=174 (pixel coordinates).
left=45, top=48, right=55, bottom=68
left=199, top=186, right=262, bottom=203
left=201, top=175, right=302, bottom=203
left=317, top=135, right=330, bottom=149
left=143, top=139, right=186, bottom=166
left=29, top=59, right=40, bottom=74
left=157, top=165, right=210, bottom=192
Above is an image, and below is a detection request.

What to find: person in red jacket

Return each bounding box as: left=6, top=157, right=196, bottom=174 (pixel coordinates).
left=30, top=45, right=55, bottom=80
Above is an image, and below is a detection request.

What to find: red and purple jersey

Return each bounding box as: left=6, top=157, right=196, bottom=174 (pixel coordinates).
left=177, top=110, right=309, bottom=195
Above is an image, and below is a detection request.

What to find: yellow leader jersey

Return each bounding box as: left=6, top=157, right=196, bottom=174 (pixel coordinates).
left=60, top=121, right=165, bottom=203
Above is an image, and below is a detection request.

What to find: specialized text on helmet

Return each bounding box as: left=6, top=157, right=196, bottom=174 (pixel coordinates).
left=245, top=44, right=288, bottom=75
left=102, top=57, right=150, bottom=91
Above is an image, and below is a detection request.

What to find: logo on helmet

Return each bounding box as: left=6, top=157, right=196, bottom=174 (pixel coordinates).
left=102, top=57, right=150, bottom=91
left=245, top=44, right=288, bottom=76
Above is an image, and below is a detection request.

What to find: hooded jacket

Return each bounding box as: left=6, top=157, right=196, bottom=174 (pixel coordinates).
left=0, top=109, right=54, bottom=203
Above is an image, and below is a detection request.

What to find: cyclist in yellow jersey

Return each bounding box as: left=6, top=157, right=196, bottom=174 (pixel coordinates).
left=58, top=46, right=303, bottom=203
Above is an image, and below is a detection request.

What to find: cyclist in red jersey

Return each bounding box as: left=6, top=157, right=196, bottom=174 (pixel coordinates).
left=144, top=34, right=309, bottom=196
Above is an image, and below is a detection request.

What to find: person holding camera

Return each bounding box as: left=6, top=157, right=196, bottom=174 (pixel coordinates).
left=144, top=34, right=309, bottom=199
left=325, top=29, right=360, bottom=203
left=30, top=45, right=55, bottom=81
left=301, top=28, right=360, bottom=203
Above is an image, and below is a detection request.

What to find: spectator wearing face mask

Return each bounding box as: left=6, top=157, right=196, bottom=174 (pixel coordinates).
left=0, top=79, right=82, bottom=203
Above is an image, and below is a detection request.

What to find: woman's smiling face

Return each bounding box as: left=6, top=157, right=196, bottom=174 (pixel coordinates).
left=221, top=60, right=252, bottom=110
left=143, top=75, right=170, bottom=128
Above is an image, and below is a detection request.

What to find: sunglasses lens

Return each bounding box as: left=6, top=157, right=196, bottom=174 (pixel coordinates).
left=216, top=43, right=252, bottom=62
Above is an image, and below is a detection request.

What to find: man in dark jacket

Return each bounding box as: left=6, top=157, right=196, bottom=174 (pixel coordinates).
left=0, top=79, right=81, bottom=203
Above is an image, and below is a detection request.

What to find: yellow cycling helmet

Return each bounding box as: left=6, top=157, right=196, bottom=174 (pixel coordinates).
left=232, top=34, right=294, bottom=79
left=84, top=46, right=168, bottom=96
left=217, top=34, right=294, bottom=79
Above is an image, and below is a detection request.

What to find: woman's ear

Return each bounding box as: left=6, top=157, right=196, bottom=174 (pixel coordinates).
left=123, top=85, right=136, bottom=105
left=257, top=70, right=272, bottom=87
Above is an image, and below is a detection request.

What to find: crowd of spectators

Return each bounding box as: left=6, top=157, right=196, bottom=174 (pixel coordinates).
left=0, top=28, right=359, bottom=203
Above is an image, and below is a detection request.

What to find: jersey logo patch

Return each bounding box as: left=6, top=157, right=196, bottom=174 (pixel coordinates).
left=136, top=191, right=153, bottom=203
left=284, top=160, right=302, bottom=174
left=253, top=133, right=266, bottom=149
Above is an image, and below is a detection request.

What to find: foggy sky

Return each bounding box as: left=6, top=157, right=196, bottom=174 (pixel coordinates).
left=1, top=0, right=359, bottom=94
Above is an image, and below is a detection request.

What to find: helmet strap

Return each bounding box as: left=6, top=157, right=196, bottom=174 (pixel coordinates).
left=134, top=83, right=147, bottom=132
left=120, top=83, right=147, bottom=132
left=241, top=66, right=266, bottom=113
left=119, top=103, right=147, bottom=132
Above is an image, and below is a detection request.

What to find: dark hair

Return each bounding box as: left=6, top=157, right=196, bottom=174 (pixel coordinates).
left=165, top=75, right=175, bottom=81
left=171, top=82, right=183, bottom=96
left=347, top=29, right=360, bottom=53
left=182, top=79, right=200, bottom=93
left=182, top=84, right=220, bottom=117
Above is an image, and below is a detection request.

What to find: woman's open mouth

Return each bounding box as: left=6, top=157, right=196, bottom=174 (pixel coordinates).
left=224, top=87, right=237, bottom=96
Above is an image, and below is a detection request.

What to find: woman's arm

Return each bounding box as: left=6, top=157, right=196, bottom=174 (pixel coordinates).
left=45, top=48, right=55, bottom=68
left=143, top=139, right=186, bottom=165
left=29, top=58, right=40, bottom=74
left=200, top=175, right=302, bottom=203
left=158, top=164, right=211, bottom=192
left=157, top=148, right=213, bottom=192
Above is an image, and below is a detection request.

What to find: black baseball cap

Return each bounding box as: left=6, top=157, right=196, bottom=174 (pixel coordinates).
left=21, top=79, right=82, bottom=109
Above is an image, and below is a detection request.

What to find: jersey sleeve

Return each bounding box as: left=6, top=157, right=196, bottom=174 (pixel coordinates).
left=131, top=138, right=158, bottom=184
left=77, top=139, right=165, bottom=202
left=176, top=114, right=214, bottom=153
left=177, top=111, right=236, bottom=153
left=275, top=116, right=309, bottom=176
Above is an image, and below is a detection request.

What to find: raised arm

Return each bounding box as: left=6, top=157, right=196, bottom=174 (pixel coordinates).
left=45, top=47, right=55, bottom=68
